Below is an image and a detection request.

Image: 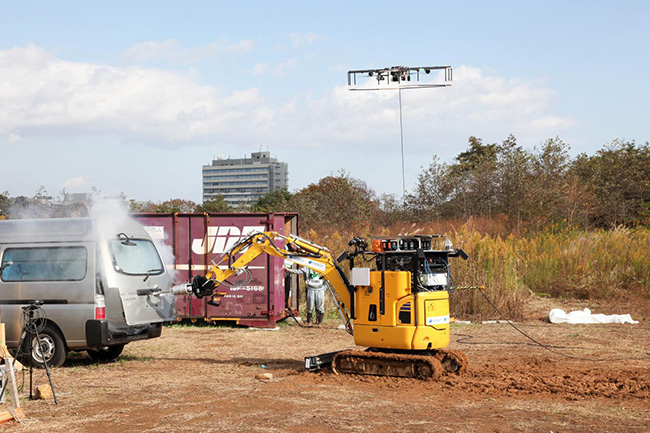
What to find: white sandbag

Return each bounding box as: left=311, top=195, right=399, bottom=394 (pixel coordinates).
left=549, top=308, right=639, bottom=324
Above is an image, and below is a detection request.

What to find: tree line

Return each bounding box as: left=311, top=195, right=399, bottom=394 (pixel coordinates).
left=2, top=135, right=649, bottom=233
left=250, top=135, right=650, bottom=233
left=405, top=135, right=650, bottom=231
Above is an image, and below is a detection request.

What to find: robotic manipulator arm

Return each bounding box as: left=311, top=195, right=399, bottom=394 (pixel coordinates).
left=176, top=231, right=354, bottom=311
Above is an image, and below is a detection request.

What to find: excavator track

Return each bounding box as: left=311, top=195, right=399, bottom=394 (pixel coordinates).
left=332, top=350, right=445, bottom=380
left=331, top=349, right=469, bottom=380
left=431, top=349, right=469, bottom=374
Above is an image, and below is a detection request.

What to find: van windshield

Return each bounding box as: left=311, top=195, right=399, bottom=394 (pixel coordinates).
left=108, top=239, right=164, bottom=276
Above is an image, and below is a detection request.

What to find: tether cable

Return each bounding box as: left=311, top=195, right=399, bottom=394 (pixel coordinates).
left=463, top=287, right=649, bottom=362
left=284, top=308, right=309, bottom=328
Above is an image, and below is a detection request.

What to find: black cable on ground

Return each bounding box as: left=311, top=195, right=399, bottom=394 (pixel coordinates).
left=470, top=287, right=650, bottom=362
left=454, top=332, right=572, bottom=349
left=284, top=308, right=310, bottom=328
left=475, top=288, right=594, bottom=360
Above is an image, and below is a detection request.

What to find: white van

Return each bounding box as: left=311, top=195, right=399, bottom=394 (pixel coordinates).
left=0, top=217, right=175, bottom=366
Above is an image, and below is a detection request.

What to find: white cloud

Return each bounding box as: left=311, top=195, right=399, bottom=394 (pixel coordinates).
left=305, top=65, right=575, bottom=154
left=252, top=59, right=297, bottom=76
left=0, top=46, right=572, bottom=157
left=62, top=176, right=89, bottom=188
left=0, top=45, right=274, bottom=145
left=123, top=38, right=254, bottom=64
left=289, top=32, right=326, bottom=46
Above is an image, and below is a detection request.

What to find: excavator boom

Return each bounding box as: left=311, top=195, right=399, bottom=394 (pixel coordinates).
left=194, top=232, right=355, bottom=332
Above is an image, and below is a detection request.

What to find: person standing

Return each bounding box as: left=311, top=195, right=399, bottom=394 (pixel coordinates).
left=285, top=266, right=325, bottom=325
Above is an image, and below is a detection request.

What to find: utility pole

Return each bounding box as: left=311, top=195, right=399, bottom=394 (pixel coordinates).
left=347, top=65, right=452, bottom=200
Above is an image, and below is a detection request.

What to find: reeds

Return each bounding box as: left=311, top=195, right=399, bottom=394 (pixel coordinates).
left=297, top=225, right=650, bottom=320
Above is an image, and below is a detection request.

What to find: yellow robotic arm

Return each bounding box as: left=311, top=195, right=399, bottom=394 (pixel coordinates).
left=189, top=231, right=356, bottom=333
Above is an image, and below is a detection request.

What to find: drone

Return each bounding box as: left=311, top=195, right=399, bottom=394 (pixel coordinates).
left=347, top=65, right=452, bottom=90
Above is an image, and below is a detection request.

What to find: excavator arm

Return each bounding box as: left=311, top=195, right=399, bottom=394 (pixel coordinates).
left=189, top=231, right=356, bottom=332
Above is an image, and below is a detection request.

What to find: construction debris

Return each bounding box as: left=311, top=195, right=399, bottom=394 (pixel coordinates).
left=0, top=408, right=23, bottom=424
left=255, top=373, right=273, bottom=381
left=35, top=385, right=54, bottom=400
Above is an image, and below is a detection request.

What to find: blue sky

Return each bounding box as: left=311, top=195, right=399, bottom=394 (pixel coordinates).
left=1, top=1, right=648, bottom=202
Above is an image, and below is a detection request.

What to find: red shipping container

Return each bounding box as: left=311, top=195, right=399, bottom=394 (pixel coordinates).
left=132, top=213, right=299, bottom=328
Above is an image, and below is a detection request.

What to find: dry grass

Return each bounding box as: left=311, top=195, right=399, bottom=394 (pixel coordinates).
left=302, top=224, right=650, bottom=321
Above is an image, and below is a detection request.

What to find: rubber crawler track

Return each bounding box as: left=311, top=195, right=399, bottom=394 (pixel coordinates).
left=332, top=350, right=445, bottom=380
left=432, top=349, right=469, bottom=374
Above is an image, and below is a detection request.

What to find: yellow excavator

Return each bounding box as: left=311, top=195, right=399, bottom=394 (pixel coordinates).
left=182, top=231, right=470, bottom=380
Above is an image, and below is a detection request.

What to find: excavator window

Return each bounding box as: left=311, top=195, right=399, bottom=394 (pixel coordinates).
left=398, top=301, right=412, bottom=324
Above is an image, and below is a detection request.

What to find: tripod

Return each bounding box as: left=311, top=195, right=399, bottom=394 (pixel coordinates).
left=1, top=301, right=58, bottom=405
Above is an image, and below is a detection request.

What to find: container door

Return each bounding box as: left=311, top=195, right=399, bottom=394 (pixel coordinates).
left=199, top=215, right=268, bottom=320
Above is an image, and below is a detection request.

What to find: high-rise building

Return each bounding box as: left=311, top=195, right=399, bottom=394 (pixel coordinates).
left=202, top=151, right=288, bottom=206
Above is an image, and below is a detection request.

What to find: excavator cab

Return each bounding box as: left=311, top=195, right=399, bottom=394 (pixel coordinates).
left=345, top=235, right=466, bottom=352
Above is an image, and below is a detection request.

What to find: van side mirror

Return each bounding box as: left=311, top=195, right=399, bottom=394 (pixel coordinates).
left=0, top=261, right=13, bottom=271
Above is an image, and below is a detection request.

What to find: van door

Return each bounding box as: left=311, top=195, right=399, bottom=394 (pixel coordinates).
left=105, top=237, right=175, bottom=326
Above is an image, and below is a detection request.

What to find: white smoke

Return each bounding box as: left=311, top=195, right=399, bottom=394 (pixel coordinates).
left=90, top=197, right=178, bottom=281
left=148, top=231, right=179, bottom=283
left=89, top=197, right=131, bottom=233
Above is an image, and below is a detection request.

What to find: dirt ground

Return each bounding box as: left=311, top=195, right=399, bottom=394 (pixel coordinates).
left=3, top=302, right=649, bottom=433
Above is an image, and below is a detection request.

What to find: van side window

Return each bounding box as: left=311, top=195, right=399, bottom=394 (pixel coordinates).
left=1, top=247, right=87, bottom=282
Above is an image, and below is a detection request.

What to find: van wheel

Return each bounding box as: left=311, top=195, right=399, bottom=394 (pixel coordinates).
left=87, top=344, right=125, bottom=362
left=29, top=324, right=67, bottom=368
